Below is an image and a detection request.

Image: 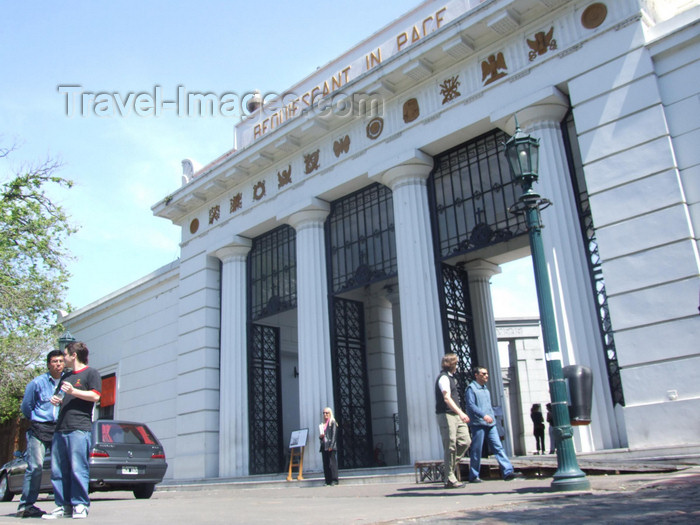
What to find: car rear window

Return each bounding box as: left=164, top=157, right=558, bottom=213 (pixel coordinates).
left=98, top=422, right=157, bottom=445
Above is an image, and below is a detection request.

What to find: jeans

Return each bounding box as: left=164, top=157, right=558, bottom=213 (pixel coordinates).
left=50, top=430, right=92, bottom=508
left=437, top=413, right=470, bottom=484
left=468, top=425, right=513, bottom=481
left=18, top=431, right=50, bottom=509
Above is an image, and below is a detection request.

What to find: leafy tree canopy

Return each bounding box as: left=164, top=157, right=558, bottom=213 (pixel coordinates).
left=0, top=143, right=76, bottom=422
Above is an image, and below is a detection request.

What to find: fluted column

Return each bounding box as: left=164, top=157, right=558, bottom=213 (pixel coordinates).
left=466, top=259, right=511, bottom=455
left=385, top=287, right=410, bottom=464
left=287, top=202, right=333, bottom=472
left=214, top=240, right=252, bottom=477
left=513, top=99, right=621, bottom=451
left=381, top=154, right=443, bottom=463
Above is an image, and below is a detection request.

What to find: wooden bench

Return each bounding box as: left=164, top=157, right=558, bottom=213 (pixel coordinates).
left=414, top=460, right=445, bottom=483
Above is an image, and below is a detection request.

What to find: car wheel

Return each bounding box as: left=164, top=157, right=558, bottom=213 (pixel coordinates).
left=133, top=484, right=155, bottom=499
left=0, top=473, right=14, bottom=502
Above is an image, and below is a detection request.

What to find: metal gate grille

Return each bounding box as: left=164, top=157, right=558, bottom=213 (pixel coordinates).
left=331, top=298, right=373, bottom=469
left=439, top=264, right=477, bottom=409
left=249, top=225, right=296, bottom=321
left=248, top=324, right=283, bottom=474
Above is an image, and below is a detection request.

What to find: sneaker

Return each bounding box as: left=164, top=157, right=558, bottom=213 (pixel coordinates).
left=42, top=507, right=69, bottom=520
left=71, top=505, right=88, bottom=520
left=17, top=505, right=46, bottom=518
left=444, top=480, right=464, bottom=488
left=469, top=478, right=482, bottom=484
left=504, top=472, right=524, bottom=481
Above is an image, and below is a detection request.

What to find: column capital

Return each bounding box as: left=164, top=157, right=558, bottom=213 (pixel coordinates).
left=284, top=198, right=330, bottom=230
left=491, top=87, right=569, bottom=135
left=378, top=151, right=434, bottom=190
left=465, top=259, right=502, bottom=280
left=212, top=237, right=252, bottom=262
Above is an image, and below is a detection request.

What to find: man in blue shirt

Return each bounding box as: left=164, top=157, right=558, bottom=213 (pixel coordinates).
left=16, top=350, right=65, bottom=518
left=465, top=367, right=515, bottom=483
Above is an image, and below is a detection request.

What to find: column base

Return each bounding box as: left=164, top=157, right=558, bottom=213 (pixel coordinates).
left=551, top=469, right=591, bottom=492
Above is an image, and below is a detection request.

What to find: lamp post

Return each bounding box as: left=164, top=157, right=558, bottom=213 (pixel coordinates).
left=504, top=119, right=590, bottom=492
left=58, top=330, right=76, bottom=351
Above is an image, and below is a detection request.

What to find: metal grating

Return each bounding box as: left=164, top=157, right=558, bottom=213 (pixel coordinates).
left=439, top=263, right=477, bottom=409
left=327, top=183, right=397, bottom=294
left=430, top=129, right=528, bottom=260
left=248, top=324, right=284, bottom=474
left=330, top=298, right=373, bottom=469
left=561, top=113, right=624, bottom=406
left=249, top=225, right=296, bottom=321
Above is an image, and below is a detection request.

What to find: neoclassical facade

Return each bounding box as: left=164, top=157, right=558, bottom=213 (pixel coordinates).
left=64, top=0, right=700, bottom=481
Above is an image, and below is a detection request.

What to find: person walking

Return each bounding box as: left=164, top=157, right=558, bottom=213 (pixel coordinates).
left=435, top=353, right=470, bottom=488
left=319, top=407, right=339, bottom=486
left=465, top=367, right=516, bottom=483
left=16, top=350, right=65, bottom=518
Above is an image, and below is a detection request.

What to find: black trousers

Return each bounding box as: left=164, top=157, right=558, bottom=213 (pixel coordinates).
left=321, top=449, right=338, bottom=484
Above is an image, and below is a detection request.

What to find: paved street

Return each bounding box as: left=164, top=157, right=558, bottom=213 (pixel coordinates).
left=1, top=467, right=698, bottom=524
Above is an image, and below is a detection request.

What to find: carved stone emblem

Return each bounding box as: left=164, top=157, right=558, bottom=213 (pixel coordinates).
left=230, top=193, right=242, bottom=213
left=403, top=98, right=420, bottom=123
left=189, top=218, right=199, bottom=234
left=366, top=117, right=384, bottom=140
left=439, top=76, right=461, bottom=104
left=581, top=3, right=607, bottom=30
left=277, top=165, right=292, bottom=188
left=304, top=149, right=320, bottom=174
left=481, top=52, right=508, bottom=86
left=527, top=27, right=557, bottom=61
left=208, top=205, right=220, bottom=225
left=253, top=180, right=266, bottom=201
left=333, top=135, right=351, bottom=157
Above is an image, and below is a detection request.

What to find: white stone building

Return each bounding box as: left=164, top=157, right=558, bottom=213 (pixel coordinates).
left=63, top=0, right=700, bottom=481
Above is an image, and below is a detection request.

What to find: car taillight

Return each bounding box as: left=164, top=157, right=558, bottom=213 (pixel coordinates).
left=90, top=449, right=110, bottom=458
left=151, top=453, right=165, bottom=459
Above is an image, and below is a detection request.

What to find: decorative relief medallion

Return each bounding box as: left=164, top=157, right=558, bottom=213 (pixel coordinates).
left=333, top=135, right=351, bottom=157
left=277, top=165, right=292, bottom=188
left=366, top=117, right=384, bottom=140
left=481, top=52, right=508, bottom=86
left=304, top=149, right=320, bottom=174
left=208, top=205, right=220, bottom=225
left=253, top=180, right=266, bottom=201
left=527, top=27, right=557, bottom=61
left=439, top=75, right=461, bottom=104
left=230, top=193, right=242, bottom=213
left=189, top=218, right=199, bottom=234
left=403, top=98, right=420, bottom=123
left=581, top=3, right=607, bottom=29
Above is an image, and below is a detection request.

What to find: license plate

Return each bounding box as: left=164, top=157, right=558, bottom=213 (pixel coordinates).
left=121, top=466, right=139, bottom=475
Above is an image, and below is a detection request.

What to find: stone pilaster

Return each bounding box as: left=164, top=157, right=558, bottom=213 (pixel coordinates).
left=214, top=240, right=252, bottom=477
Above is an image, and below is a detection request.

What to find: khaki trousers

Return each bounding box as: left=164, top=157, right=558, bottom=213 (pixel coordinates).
left=437, top=412, right=471, bottom=483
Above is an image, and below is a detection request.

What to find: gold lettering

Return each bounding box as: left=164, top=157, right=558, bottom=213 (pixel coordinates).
left=310, top=87, right=321, bottom=105
left=262, top=118, right=269, bottom=134
left=341, top=66, right=351, bottom=83
left=322, top=80, right=331, bottom=97
left=302, top=92, right=310, bottom=106
left=436, top=7, right=446, bottom=28
left=422, top=16, right=433, bottom=36
left=271, top=112, right=279, bottom=129
left=254, top=124, right=262, bottom=139
left=411, top=26, right=420, bottom=43
left=365, top=48, right=382, bottom=71
left=397, top=32, right=408, bottom=52
left=331, top=73, right=342, bottom=91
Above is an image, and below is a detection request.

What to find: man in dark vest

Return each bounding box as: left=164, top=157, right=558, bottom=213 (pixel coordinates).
left=435, top=353, right=470, bottom=488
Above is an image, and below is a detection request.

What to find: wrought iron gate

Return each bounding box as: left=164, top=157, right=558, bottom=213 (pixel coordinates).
left=248, top=324, right=283, bottom=474
left=438, top=264, right=478, bottom=409
left=330, top=297, right=373, bottom=469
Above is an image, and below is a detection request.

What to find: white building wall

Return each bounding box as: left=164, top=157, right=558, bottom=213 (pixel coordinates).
left=61, top=261, right=180, bottom=480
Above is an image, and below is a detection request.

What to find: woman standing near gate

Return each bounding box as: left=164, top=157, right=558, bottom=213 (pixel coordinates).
left=319, top=407, right=339, bottom=485
left=531, top=404, right=545, bottom=455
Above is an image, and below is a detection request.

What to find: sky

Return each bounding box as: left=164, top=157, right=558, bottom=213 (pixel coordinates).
left=1, top=0, right=538, bottom=319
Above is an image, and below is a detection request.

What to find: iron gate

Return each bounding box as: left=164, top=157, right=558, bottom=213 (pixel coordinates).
left=248, top=324, right=283, bottom=474
left=330, top=297, right=373, bottom=469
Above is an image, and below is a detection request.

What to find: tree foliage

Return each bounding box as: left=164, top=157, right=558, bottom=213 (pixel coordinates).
left=0, top=143, right=76, bottom=422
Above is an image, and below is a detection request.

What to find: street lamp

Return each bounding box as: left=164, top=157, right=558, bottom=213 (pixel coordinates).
left=58, top=330, right=76, bottom=351
left=505, top=118, right=590, bottom=492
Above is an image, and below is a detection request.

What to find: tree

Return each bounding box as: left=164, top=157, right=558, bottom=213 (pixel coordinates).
left=0, top=143, right=76, bottom=422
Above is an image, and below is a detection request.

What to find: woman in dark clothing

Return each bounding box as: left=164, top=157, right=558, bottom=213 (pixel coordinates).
left=531, top=403, right=545, bottom=455
left=319, top=407, right=339, bottom=485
